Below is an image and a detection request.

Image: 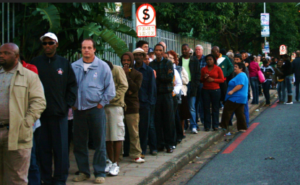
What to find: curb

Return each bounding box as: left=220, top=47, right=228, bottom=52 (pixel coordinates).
left=138, top=91, right=278, bottom=185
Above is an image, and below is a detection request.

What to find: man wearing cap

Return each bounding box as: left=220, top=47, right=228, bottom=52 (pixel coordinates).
left=31, top=32, right=77, bottom=185
left=133, top=48, right=156, bottom=158
left=0, top=43, right=46, bottom=184
left=148, top=48, right=155, bottom=61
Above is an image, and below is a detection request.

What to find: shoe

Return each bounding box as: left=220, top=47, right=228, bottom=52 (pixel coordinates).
left=285, top=102, right=293, bottom=104
left=151, top=151, right=158, bottom=156
left=205, top=128, right=210, bottom=132
left=133, top=157, right=145, bottom=163
left=264, top=104, right=270, bottom=107
left=213, top=127, right=218, bottom=131
left=192, top=128, right=198, bottom=134
left=158, top=147, right=165, bottom=152
left=239, top=130, right=246, bottom=133
left=166, top=148, right=173, bottom=153
left=172, top=146, right=176, bottom=149
left=141, top=154, right=145, bottom=159
left=105, top=159, right=112, bottom=173
left=73, top=173, right=90, bottom=182
left=177, top=139, right=182, bottom=143
left=225, top=132, right=231, bottom=136
left=197, top=127, right=201, bottom=131
left=94, top=177, right=105, bottom=184
left=285, top=95, right=293, bottom=104
left=109, top=163, right=120, bottom=176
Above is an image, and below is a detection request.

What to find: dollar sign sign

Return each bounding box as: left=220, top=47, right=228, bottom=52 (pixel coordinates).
left=143, top=8, right=150, bottom=21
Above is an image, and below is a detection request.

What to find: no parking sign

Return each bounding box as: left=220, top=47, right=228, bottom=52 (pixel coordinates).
left=136, top=4, right=156, bottom=37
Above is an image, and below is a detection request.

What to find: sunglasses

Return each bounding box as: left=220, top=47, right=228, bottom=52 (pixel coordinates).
left=42, top=41, right=55, bottom=46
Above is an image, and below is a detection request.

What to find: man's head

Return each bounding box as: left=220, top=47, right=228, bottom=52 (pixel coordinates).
left=240, top=50, right=247, bottom=60
left=133, top=48, right=146, bottom=64
left=159, top=41, right=166, bottom=52
left=154, top=44, right=164, bottom=59
left=81, top=38, right=96, bottom=59
left=182, top=44, right=190, bottom=58
left=277, top=59, right=284, bottom=67
left=234, top=54, right=242, bottom=63
left=0, top=43, right=20, bottom=70
left=195, top=45, right=203, bottom=57
left=148, top=48, right=155, bottom=60
left=296, top=50, right=300, bottom=58
left=211, top=46, right=220, bottom=58
left=136, top=40, right=149, bottom=53
left=143, top=54, right=150, bottom=66
left=40, top=32, right=58, bottom=57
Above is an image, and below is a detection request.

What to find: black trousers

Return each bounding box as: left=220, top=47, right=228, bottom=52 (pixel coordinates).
left=139, top=107, right=150, bottom=155
left=173, top=96, right=183, bottom=145
left=219, top=82, right=228, bottom=104
left=202, top=89, right=221, bottom=129
left=155, top=93, right=175, bottom=149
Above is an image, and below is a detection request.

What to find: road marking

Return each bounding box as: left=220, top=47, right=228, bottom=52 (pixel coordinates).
left=271, top=102, right=278, bottom=108
left=222, top=122, right=260, bottom=154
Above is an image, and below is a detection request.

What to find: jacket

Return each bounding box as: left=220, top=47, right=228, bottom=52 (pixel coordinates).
left=31, top=53, right=77, bottom=117
left=121, top=52, right=143, bottom=114
left=282, top=60, right=293, bottom=77
left=216, top=54, right=234, bottom=78
left=107, top=65, right=128, bottom=107
left=292, top=57, right=300, bottom=81
left=261, top=66, right=275, bottom=81
left=274, top=66, right=285, bottom=82
left=3, top=64, right=46, bottom=150
left=178, top=56, right=200, bottom=97
left=72, top=56, right=116, bottom=110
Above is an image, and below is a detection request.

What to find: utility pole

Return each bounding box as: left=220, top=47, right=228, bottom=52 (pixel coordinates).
left=132, top=2, right=136, bottom=52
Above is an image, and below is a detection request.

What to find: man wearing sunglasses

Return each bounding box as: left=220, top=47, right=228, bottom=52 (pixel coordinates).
left=31, top=32, right=77, bottom=185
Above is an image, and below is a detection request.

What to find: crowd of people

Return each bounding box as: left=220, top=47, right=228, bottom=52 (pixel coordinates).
left=1, top=31, right=300, bottom=185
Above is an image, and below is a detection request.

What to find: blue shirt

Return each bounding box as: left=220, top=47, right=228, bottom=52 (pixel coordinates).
left=72, top=56, right=116, bottom=110
left=225, top=72, right=249, bottom=104
left=134, top=62, right=156, bottom=108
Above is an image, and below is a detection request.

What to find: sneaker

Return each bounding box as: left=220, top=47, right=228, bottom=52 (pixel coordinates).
left=105, top=159, right=112, bottom=173
left=172, top=146, right=176, bottom=149
left=94, top=177, right=105, bottom=184
left=73, top=172, right=90, bottom=182
left=226, top=132, right=231, bottom=136
left=133, top=157, right=145, bottom=163
left=285, top=102, right=293, bottom=104
left=109, top=163, right=120, bottom=176
left=192, top=128, right=198, bottom=134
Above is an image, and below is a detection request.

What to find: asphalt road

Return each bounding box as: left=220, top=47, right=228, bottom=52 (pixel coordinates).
left=187, top=91, right=300, bottom=185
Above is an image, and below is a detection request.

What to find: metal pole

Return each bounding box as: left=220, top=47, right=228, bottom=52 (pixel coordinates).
left=2, top=3, right=4, bottom=44
left=7, top=2, right=9, bottom=42
left=132, top=2, right=136, bottom=52
left=264, top=2, right=267, bottom=56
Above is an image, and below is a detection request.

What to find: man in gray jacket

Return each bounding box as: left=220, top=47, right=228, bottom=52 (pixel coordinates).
left=71, top=38, right=115, bottom=184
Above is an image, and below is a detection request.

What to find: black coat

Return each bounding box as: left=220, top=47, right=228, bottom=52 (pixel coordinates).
left=292, top=57, right=300, bottom=81
left=178, top=56, right=200, bottom=97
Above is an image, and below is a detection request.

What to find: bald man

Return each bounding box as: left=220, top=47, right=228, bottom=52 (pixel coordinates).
left=0, top=43, right=46, bottom=184
left=292, top=50, right=300, bottom=101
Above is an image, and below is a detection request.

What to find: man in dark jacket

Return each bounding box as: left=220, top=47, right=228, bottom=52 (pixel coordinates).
left=282, top=54, right=294, bottom=104
left=31, top=32, right=77, bottom=185
left=122, top=52, right=145, bottom=163
left=149, top=44, right=175, bottom=153
left=178, top=44, right=200, bottom=134
left=292, top=50, right=300, bottom=102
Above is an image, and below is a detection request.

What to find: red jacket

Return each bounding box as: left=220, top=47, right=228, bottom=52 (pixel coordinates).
left=200, top=65, right=224, bottom=90
left=22, top=60, right=38, bottom=74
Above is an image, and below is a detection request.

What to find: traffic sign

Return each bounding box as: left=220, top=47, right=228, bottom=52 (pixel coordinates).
left=279, top=45, right=287, bottom=55
left=136, top=4, right=156, bottom=37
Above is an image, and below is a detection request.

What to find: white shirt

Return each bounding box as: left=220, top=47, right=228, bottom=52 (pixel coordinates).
left=83, top=63, right=92, bottom=71
left=173, top=68, right=182, bottom=95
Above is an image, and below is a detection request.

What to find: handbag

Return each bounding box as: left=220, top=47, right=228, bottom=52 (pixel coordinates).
left=258, top=70, right=265, bottom=83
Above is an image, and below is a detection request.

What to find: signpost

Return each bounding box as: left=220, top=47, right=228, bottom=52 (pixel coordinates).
left=279, top=45, right=287, bottom=55
left=261, top=13, right=270, bottom=37
left=136, top=4, right=156, bottom=37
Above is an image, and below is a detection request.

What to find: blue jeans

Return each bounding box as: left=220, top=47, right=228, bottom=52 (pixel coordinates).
left=148, top=104, right=157, bottom=153
left=250, top=77, right=259, bottom=104
left=202, top=88, right=221, bottom=129
left=262, top=80, right=272, bottom=104
left=277, top=81, right=286, bottom=102
left=187, top=82, right=197, bottom=130
left=196, top=83, right=204, bottom=125
left=285, top=76, right=293, bottom=96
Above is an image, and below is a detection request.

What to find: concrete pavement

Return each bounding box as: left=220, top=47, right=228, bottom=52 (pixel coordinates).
left=66, top=90, right=277, bottom=185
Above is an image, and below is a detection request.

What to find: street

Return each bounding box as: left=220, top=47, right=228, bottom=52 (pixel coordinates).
left=186, top=91, right=300, bottom=185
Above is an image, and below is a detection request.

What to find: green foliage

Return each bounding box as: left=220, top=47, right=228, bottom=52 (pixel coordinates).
left=36, top=4, right=61, bottom=32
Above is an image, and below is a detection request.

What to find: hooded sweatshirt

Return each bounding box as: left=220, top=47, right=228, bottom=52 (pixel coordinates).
left=121, top=52, right=143, bottom=114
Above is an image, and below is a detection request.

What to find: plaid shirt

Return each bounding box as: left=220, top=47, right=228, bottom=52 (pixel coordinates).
left=196, top=55, right=206, bottom=70
left=149, top=57, right=174, bottom=94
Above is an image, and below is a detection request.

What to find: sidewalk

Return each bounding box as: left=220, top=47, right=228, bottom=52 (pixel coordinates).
left=66, top=90, right=278, bottom=185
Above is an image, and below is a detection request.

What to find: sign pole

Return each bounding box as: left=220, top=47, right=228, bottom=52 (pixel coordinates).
left=264, top=2, right=267, bottom=57
left=132, top=2, right=136, bottom=51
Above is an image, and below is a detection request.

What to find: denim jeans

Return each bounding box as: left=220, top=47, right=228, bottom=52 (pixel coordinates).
left=202, top=88, right=221, bottom=129
left=148, top=104, right=157, bottom=153
left=250, top=77, right=259, bottom=104
left=277, top=81, right=286, bottom=102
left=285, top=76, right=293, bottom=96
left=262, top=80, right=272, bottom=104
left=196, top=83, right=204, bottom=125
left=187, top=82, right=197, bottom=130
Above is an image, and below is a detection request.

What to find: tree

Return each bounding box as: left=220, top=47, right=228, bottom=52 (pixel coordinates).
left=13, top=3, right=137, bottom=62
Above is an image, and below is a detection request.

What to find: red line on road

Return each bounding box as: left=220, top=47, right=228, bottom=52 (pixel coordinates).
left=222, top=122, right=260, bottom=154
left=271, top=102, right=278, bottom=108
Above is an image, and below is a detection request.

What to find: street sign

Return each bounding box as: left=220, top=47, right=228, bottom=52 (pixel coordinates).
left=279, top=45, right=287, bottom=55
left=263, top=41, right=270, bottom=53
left=261, top=13, right=270, bottom=37
left=136, top=4, right=156, bottom=37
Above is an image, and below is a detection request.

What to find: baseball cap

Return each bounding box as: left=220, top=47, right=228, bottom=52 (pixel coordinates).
left=40, top=32, right=58, bottom=43
left=133, top=48, right=146, bottom=55
left=148, top=48, right=154, bottom=54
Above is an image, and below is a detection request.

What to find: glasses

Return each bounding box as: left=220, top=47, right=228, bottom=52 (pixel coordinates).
left=42, top=42, right=55, bottom=46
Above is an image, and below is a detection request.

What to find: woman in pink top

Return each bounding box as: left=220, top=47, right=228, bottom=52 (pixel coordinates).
left=248, top=55, right=261, bottom=104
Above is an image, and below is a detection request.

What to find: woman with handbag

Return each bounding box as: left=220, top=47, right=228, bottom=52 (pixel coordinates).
left=249, top=55, right=261, bottom=104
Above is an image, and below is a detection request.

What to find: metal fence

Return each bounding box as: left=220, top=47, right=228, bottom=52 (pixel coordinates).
left=1, top=3, right=16, bottom=44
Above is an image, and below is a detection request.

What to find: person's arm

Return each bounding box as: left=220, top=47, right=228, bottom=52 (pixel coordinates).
left=66, top=62, right=78, bottom=108
left=99, top=67, right=116, bottom=108
left=114, top=67, right=129, bottom=102
left=211, top=67, right=225, bottom=83
left=148, top=69, right=156, bottom=104
left=228, top=73, right=246, bottom=95
left=228, top=85, right=243, bottom=95
left=25, top=74, right=46, bottom=127
left=126, top=71, right=143, bottom=94
left=173, top=69, right=182, bottom=95
left=157, top=60, right=174, bottom=83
